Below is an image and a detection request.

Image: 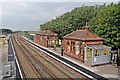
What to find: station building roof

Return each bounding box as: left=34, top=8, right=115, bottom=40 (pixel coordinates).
left=36, top=30, right=58, bottom=36
left=63, top=24, right=103, bottom=41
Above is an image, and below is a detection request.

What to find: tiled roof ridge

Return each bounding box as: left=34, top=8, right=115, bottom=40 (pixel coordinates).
left=36, top=30, right=57, bottom=36
left=63, top=29, right=103, bottom=40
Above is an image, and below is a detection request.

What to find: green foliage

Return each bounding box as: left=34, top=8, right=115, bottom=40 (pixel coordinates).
left=90, top=3, right=120, bottom=48
left=0, top=28, right=12, bottom=35
left=40, top=3, right=120, bottom=48
left=20, top=31, right=29, bottom=38
left=40, top=5, right=100, bottom=39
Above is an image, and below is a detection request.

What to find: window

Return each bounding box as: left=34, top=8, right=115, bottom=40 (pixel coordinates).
left=75, top=46, right=79, bottom=55
left=104, top=49, right=108, bottom=55
left=71, top=41, right=75, bottom=53
left=94, top=49, right=100, bottom=56
left=67, top=41, right=70, bottom=52
left=87, top=48, right=92, bottom=58
left=79, top=43, right=82, bottom=55
left=67, top=42, right=69, bottom=45
left=50, top=40, right=53, bottom=44
left=79, top=47, right=81, bottom=55
left=94, top=50, right=97, bottom=56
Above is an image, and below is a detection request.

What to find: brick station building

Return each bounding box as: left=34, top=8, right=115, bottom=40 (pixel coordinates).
left=34, top=30, right=58, bottom=47
left=62, top=23, right=104, bottom=62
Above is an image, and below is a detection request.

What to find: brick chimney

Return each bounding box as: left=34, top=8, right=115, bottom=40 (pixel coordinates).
left=85, top=22, right=90, bottom=31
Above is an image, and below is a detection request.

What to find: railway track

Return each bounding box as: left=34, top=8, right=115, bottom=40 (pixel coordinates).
left=11, top=35, right=41, bottom=79
left=19, top=35, right=89, bottom=79
left=18, top=38, right=74, bottom=79
left=11, top=34, right=91, bottom=79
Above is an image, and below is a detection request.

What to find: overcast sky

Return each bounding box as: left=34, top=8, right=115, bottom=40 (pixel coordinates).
left=0, top=1, right=119, bottom=31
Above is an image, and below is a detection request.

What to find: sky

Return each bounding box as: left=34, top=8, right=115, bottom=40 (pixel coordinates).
left=0, top=0, right=119, bottom=31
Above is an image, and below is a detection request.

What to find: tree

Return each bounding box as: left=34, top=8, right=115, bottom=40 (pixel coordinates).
left=40, top=2, right=120, bottom=48
left=40, top=5, right=99, bottom=39
left=90, top=3, right=120, bottom=48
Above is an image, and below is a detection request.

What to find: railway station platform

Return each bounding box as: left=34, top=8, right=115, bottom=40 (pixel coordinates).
left=49, top=47, right=119, bottom=79
left=0, top=41, right=8, bottom=79
left=0, top=35, right=15, bottom=79
left=0, top=35, right=119, bottom=79
left=23, top=36, right=119, bottom=79
left=6, top=35, right=119, bottom=79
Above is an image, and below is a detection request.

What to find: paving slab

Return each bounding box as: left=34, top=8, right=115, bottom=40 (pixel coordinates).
left=0, top=38, right=11, bottom=79
left=2, top=43, right=8, bottom=63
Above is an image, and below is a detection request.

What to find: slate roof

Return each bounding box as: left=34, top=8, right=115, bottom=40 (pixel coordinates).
left=36, top=30, right=58, bottom=36
left=63, top=28, right=103, bottom=41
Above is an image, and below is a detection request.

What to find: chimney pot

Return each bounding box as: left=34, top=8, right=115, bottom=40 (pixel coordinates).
left=86, top=22, right=88, bottom=26
left=85, top=22, right=90, bottom=31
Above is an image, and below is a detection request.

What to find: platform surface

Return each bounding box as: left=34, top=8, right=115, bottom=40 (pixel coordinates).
left=49, top=47, right=119, bottom=79
left=0, top=41, right=9, bottom=79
